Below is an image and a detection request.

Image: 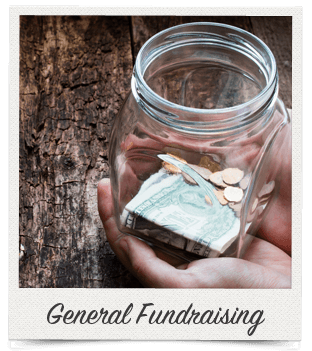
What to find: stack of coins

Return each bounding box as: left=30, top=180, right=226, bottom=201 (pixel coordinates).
left=208, top=168, right=247, bottom=217
left=162, top=153, right=252, bottom=218
left=161, top=153, right=276, bottom=225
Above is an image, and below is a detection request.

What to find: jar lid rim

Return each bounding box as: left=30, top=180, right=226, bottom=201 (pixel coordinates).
left=134, top=21, right=277, bottom=116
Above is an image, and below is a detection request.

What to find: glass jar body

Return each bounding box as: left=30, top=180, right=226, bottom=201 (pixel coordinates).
left=108, top=23, right=291, bottom=261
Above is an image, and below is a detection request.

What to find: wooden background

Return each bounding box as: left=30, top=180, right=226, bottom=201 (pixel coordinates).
left=19, top=16, right=292, bottom=288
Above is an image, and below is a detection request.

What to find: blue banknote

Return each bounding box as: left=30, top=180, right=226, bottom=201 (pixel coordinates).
left=121, top=160, right=240, bottom=258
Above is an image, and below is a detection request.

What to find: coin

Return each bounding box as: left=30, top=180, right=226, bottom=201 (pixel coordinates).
left=182, top=171, right=197, bottom=185
left=167, top=153, right=187, bottom=164
left=228, top=202, right=242, bottom=212
left=222, top=168, right=244, bottom=185
left=213, top=189, right=228, bottom=205
left=234, top=210, right=241, bottom=218
left=239, top=174, right=251, bottom=190
left=163, top=162, right=181, bottom=174
left=224, top=186, right=244, bottom=202
left=228, top=202, right=242, bottom=217
left=209, top=172, right=227, bottom=187
left=205, top=195, right=213, bottom=206
left=188, top=164, right=212, bottom=180
left=198, top=156, right=221, bottom=173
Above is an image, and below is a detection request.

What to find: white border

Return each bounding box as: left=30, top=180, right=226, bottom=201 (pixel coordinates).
left=9, top=6, right=301, bottom=342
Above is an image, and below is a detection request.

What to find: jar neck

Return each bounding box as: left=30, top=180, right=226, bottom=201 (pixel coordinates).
left=132, top=22, right=278, bottom=135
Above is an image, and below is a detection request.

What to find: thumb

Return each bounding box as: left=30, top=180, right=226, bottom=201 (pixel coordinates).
left=119, top=235, right=188, bottom=288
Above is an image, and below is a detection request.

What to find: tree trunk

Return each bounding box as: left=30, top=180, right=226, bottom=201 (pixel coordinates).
left=19, top=15, right=142, bottom=288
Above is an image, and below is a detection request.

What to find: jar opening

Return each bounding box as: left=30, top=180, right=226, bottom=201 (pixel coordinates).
left=133, top=22, right=278, bottom=134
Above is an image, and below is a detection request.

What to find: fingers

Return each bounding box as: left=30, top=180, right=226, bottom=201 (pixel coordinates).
left=97, top=178, right=291, bottom=289
left=97, top=178, right=132, bottom=269
left=112, top=229, right=270, bottom=289
left=97, top=178, right=115, bottom=223
left=97, top=178, right=187, bottom=287
left=119, top=235, right=188, bottom=288
left=242, top=237, right=291, bottom=276
left=257, top=197, right=292, bottom=256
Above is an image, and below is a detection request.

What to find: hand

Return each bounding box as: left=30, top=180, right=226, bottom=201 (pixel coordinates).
left=98, top=179, right=291, bottom=289
left=99, top=110, right=291, bottom=288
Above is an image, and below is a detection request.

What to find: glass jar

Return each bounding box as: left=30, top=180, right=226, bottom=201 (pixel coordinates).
left=108, top=22, right=291, bottom=262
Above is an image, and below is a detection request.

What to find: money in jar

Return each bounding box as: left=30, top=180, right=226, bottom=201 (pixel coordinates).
left=109, top=22, right=291, bottom=261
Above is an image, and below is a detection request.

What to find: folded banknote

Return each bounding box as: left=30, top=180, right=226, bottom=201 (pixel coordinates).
left=121, top=167, right=240, bottom=258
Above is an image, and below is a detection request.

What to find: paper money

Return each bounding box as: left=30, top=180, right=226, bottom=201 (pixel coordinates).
left=121, top=169, right=240, bottom=258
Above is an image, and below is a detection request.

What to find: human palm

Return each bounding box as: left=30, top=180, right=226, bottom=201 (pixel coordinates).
left=99, top=116, right=291, bottom=288
left=97, top=178, right=291, bottom=289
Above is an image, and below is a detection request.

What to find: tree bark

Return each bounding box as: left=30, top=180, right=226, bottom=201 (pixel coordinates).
left=250, top=16, right=292, bottom=109
left=19, top=15, right=142, bottom=288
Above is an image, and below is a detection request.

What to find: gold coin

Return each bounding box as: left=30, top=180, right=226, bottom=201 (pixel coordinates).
left=222, top=168, right=244, bottom=185
left=167, top=153, right=187, bottom=164
left=163, top=162, right=181, bottom=174
left=198, top=156, right=221, bottom=173
left=213, top=189, right=228, bottom=205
